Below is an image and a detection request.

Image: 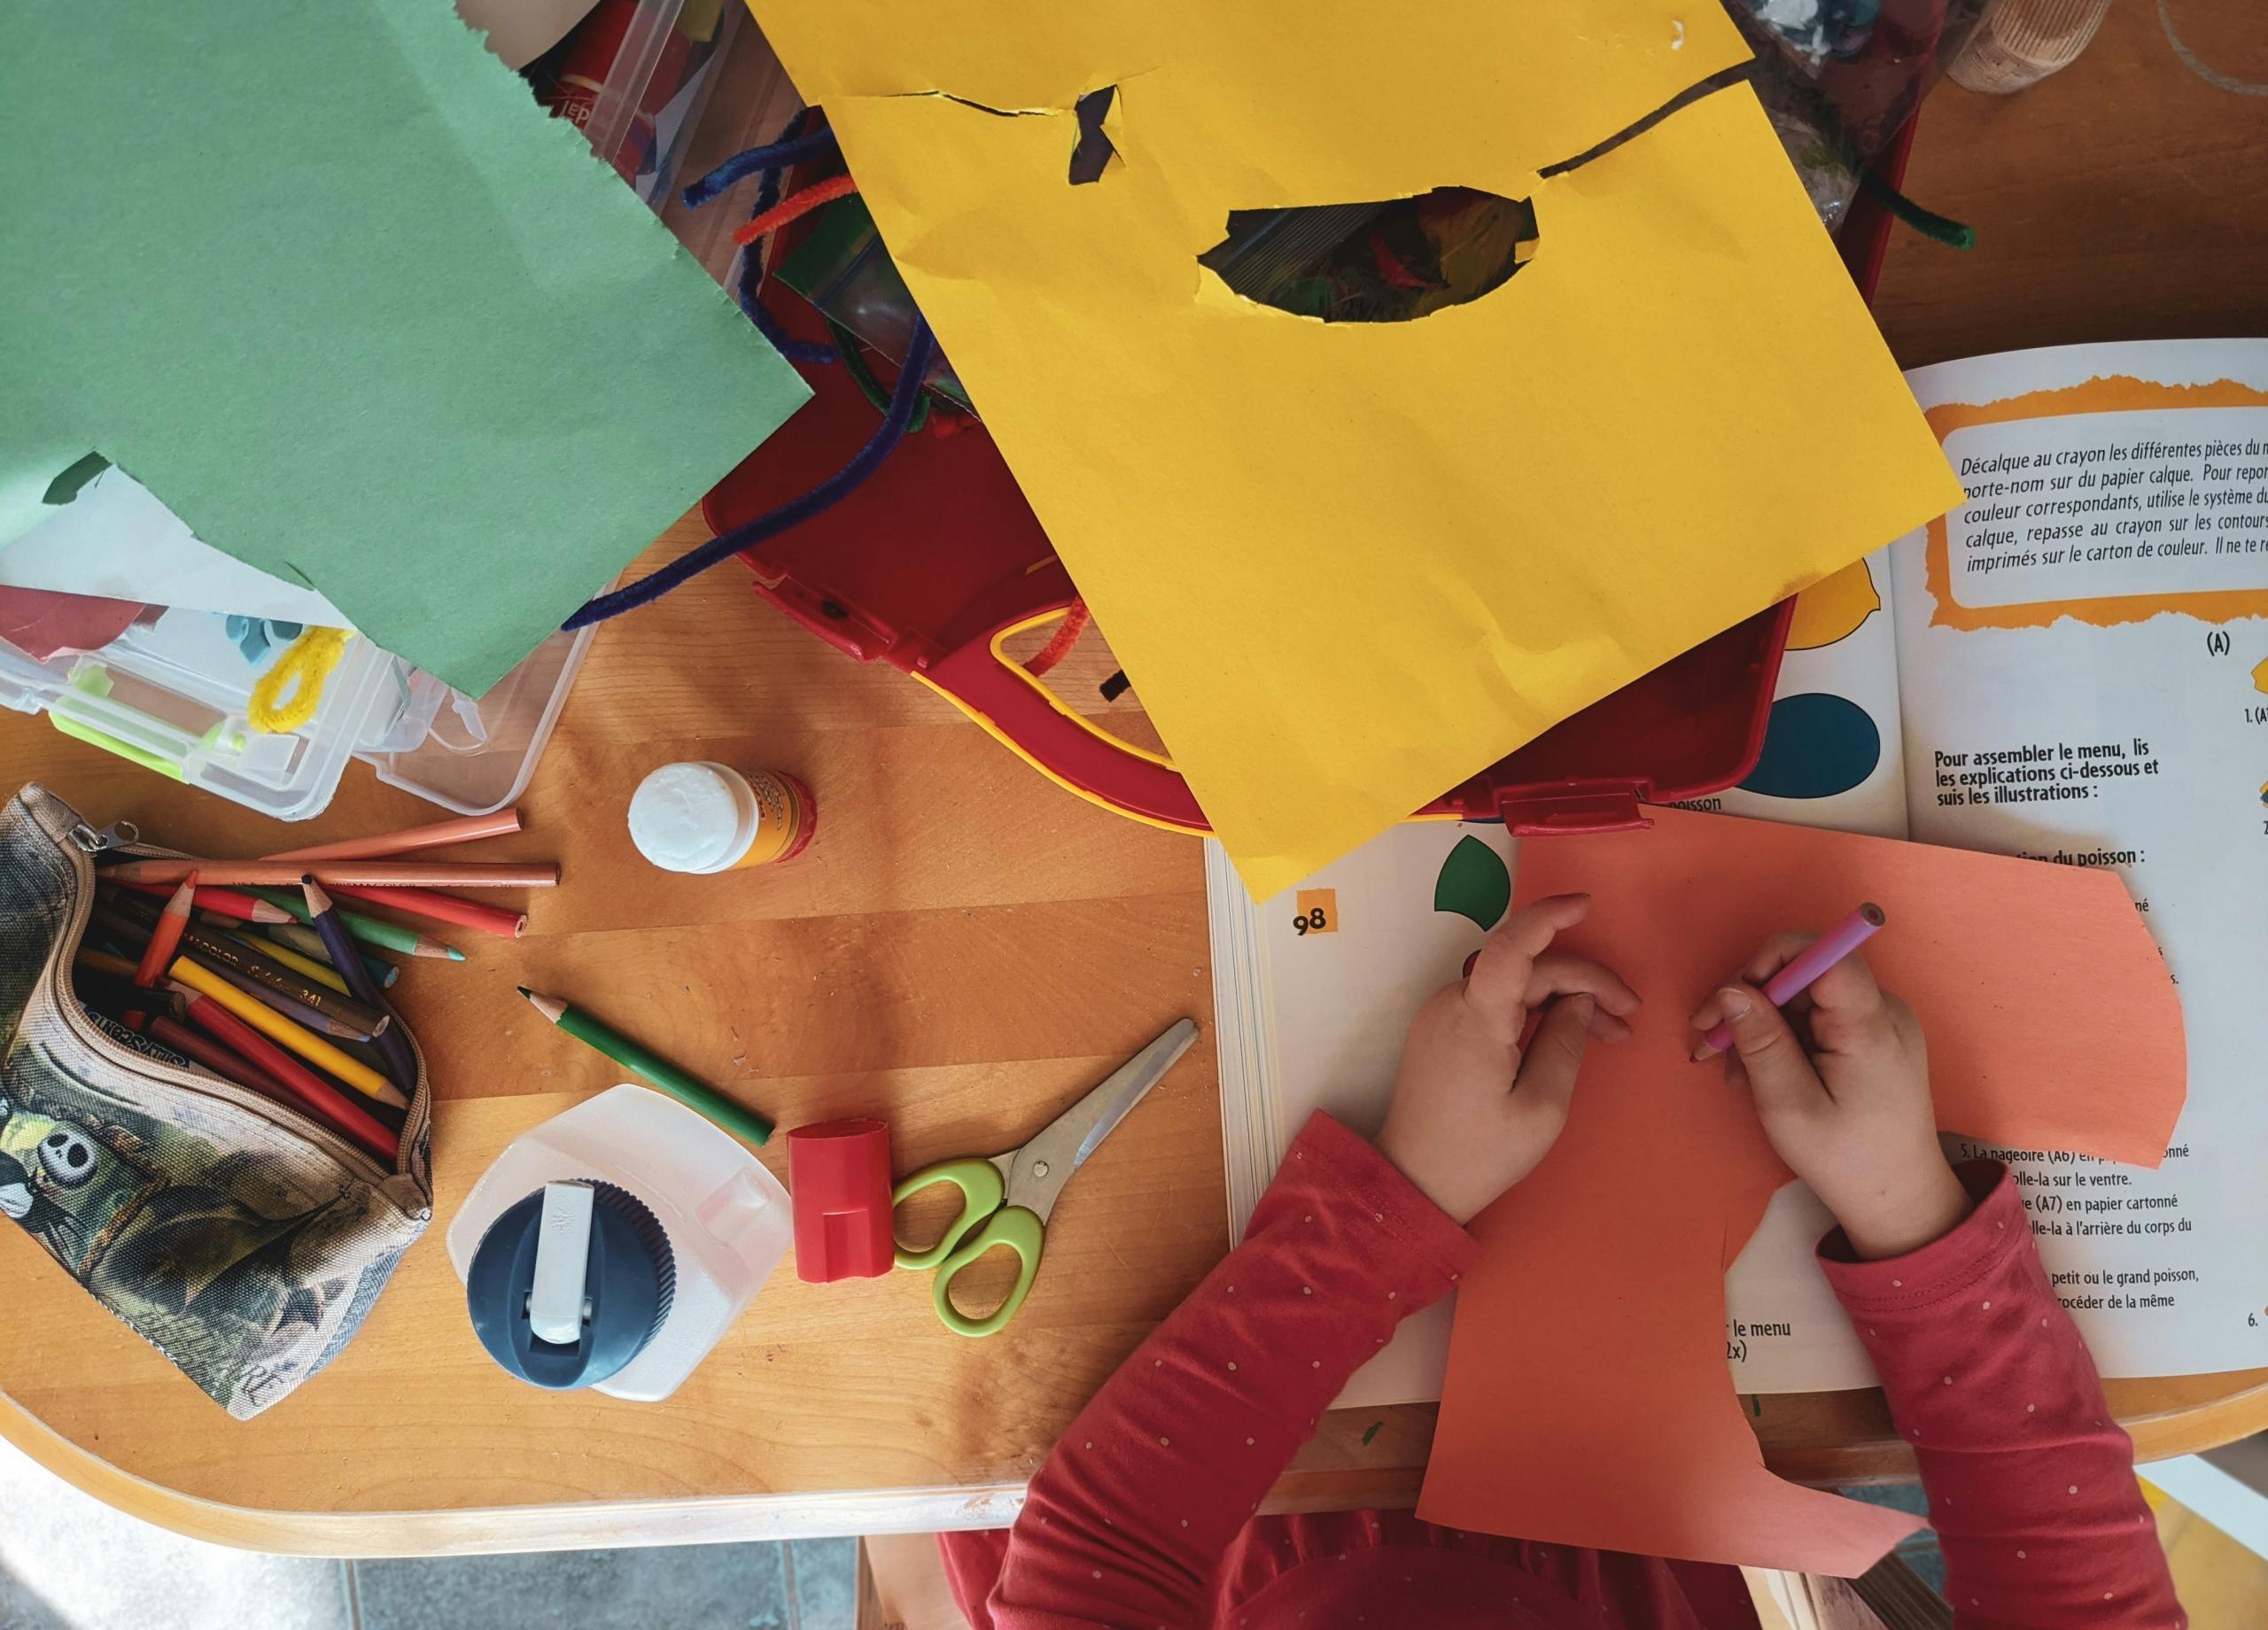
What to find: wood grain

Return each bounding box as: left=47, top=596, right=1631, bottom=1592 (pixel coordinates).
left=3, top=5, right=2264, bottom=1551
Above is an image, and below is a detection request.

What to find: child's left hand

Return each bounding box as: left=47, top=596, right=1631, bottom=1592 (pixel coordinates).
left=1378, top=894, right=1639, bottom=1224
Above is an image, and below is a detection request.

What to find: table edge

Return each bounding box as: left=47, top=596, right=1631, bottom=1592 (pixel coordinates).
left=14, top=1370, right=2266, bottom=1556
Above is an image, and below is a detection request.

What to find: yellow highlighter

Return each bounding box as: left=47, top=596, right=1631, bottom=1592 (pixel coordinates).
left=168, top=958, right=406, bottom=1109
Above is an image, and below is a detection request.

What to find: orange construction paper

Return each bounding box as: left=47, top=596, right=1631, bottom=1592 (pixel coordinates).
left=1417, top=805, right=2186, bottom=1573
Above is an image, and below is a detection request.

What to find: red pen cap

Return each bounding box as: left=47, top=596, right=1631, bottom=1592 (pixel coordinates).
left=788, top=1118, right=896, bottom=1283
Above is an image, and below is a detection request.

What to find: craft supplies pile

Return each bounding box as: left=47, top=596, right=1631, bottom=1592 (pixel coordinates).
left=4, top=0, right=1971, bottom=888
left=10, top=0, right=2233, bottom=1597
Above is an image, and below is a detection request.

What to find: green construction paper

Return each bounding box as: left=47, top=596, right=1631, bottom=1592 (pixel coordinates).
left=0, top=4, right=808, bottom=695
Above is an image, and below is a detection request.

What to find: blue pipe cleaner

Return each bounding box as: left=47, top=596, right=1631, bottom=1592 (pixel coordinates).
left=562, top=317, right=937, bottom=629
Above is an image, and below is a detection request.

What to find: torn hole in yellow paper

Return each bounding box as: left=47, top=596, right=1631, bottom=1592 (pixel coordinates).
left=1198, top=188, right=1539, bottom=323
left=1068, top=87, right=1120, bottom=184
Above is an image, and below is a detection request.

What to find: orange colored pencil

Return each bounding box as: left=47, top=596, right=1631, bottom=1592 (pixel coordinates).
left=177, top=993, right=397, bottom=1162
left=104, top=859, right=556, bottom=889
left=327, top=882, right=526, bottom=939
left=262, top=809, right=523, bottom=863
left=108, top=879, right=294, bottom=923
left=135, top=873, right=197, bottom=988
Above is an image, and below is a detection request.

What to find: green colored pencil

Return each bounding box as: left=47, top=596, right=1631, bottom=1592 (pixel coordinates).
left=247, top=887, right=465, bottom=961
left=517, top=987, right=771, bottom=1145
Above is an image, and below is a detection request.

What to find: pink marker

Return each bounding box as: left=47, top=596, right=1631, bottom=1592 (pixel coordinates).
left=1701, top=902, right=1886, bottom=1056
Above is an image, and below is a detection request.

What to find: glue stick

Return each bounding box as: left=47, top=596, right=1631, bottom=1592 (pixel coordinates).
left=627, top=762, right=815, bottom=874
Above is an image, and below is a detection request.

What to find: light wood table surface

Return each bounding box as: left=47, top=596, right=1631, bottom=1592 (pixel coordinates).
left=3, top=3, right=2265, bottom=1555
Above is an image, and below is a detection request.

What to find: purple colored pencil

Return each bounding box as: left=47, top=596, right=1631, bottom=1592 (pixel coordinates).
left=1701, top=902, right=1886, bottom=1056
left=303, top=878, right=419, bottom=1095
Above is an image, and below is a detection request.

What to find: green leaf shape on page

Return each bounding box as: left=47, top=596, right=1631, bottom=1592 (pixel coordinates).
left=1433, top=834, right=1511, bottom=930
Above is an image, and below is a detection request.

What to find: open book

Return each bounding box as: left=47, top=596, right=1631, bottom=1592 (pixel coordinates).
left=1208, top=338, right=2268, bottom=1407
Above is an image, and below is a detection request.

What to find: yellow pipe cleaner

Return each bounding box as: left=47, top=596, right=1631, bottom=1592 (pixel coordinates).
left=247, top=626, right=351, bottom=734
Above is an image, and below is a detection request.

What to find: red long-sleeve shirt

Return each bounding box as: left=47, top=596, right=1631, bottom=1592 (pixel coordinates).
left=944, top=1114, right=2181, bottom=1628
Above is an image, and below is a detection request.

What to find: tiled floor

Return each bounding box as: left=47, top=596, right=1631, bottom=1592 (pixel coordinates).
left=0, top=1433, right=856, bottom=1630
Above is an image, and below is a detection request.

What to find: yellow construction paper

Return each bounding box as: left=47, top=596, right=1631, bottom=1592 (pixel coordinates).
left=751, top=1, right=1966, bottom=896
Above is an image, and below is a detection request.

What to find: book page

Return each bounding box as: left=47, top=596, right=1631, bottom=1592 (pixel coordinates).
left=1208, top=823, right=1518, bottom=1408
left=1895, top=339, right=2268, bottom=1378
left=1729, top=341, right=2268, bottom=1391
left=1677, top=547, right=1910, bottom=841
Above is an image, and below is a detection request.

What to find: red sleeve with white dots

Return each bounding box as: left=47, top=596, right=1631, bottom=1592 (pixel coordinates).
left=1819, top=1159, right=2184, bottom=1628
left=980, top=1109, right=1478, bottom=1629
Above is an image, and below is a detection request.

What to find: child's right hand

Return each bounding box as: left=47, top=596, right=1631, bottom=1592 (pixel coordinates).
left=1687, top=937, right=1972, bottom=1261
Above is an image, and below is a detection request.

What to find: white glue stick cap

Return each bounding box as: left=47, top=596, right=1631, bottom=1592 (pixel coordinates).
left=627, top=762, right=758, bottom=874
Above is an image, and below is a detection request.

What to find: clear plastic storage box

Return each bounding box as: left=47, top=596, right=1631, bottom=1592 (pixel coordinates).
left=0, top=614, right=595, bottom=823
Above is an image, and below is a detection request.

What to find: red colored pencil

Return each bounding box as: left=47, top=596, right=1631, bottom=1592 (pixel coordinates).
left=110, top=879, right=293, bottom=924
left=262, top=809, right=523, bottom=863
left=134, top=873, right=198, bottom=988
left=147, top=1014, right=291, bottom=1099
left=177, top=992, right=397, bottom=1162
left=327, top=882, right=525, bottom=939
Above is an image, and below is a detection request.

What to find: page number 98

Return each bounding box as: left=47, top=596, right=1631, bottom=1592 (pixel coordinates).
left=1292, top=889, right=1337, bottom=936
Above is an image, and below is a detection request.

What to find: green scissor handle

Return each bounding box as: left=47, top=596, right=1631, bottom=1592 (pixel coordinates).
left=929, top=1206, right=1045, bottom=1339
left=892, top=1159, right=1047, bottom=1337
left=892, top=1158, right=1006, bottom=1271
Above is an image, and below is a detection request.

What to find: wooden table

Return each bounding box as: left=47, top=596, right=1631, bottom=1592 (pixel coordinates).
left=4, top=3, right=2265, bottom=1555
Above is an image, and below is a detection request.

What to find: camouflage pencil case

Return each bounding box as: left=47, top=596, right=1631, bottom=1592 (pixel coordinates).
left=0, top=783, right=433, bottom=1417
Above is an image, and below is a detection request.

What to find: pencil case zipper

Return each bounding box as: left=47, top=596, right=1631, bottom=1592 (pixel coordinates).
left=43, top=814, right=427, bottom=1186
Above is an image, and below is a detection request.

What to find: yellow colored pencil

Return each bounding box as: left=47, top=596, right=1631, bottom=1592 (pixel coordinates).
left=167, top=958, right=406, bottom=1109
left=231, top=932, right=351, bottom=996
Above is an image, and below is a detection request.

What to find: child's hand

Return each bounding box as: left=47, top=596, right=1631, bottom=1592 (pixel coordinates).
left=1378, top=894, right=1639, bottom=1225
left=1687, top=937, right=1970, bottom=1260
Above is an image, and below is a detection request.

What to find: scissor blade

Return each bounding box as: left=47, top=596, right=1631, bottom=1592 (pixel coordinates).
left=1008, top=1020, right=1200, bottom=1221
left=1071, top=1019, right=1200, bottom=1169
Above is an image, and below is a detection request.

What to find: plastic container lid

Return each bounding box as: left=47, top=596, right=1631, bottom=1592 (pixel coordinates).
left=465, top=1178, right=677, bottom=1391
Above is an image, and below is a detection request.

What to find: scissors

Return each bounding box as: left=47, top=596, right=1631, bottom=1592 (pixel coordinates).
left=893, top=1019, right=1200, bottom=1337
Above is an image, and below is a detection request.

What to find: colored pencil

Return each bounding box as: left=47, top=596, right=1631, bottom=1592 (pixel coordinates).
left=74, top=966, right=184, bottom=1026
left=263, top=921, right=400, bottom=988
left=104, top=858, right=556, bottom=889
left=147, top=1014, right=290, bottom=1098
left=168, top=958, right=408, bottom=1109
left=135, top=873, right=198, bottom=988
left=74, top=946, right=144, bottom=983
left=176, top=993, right=397, bottom=1162
left=1697, top=903, right=1888, bottom=1058
left=303, top=879, right=418, bottom=1093
left=327, top=882, right=525, bottom=939
left=517, top=987, right=771, bottom=1145
left=180, top=924, right=384, bottom=1036
left=96, top=898, right=386, bottom=1039
left=262, top=809, right=522, bottom=863
left=108, top=879, right=292, bottom=922
left=232, top=931, right=351, bottom=995
left=196, top=958, right=377, bottom=1043
left=247, top=888, right=464, bottom=961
